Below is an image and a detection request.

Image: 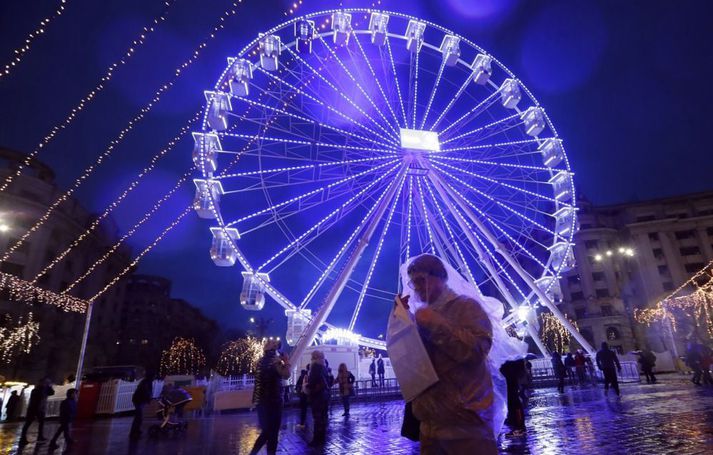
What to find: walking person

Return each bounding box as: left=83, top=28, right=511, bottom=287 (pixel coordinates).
left=596, top=342, right=622, bottom=396
left=48, top=388, right=78, bottom=451
left=295, top=365, right=310, bottom=429
left=130, top=373, right=154, bottom=439
left=638, top=349, right=657, bottom=384
left=377, top=355, right=385, bottom=387
left=404, top=254, right=499, bottom=454
left=574, top=350, right=587, bottom=384
left=686, top=341, right=703, bottom=385
left=369, top=358, right=377, bottom=387
left=551, top=351, right=566, bottom=393
left=336, top=363, right=355, bottom=417
left=4, top=391, right=20, bottom=422
left=700, top=343, right=713, bottom=385
left=499, top=359, right=527, bottom=435
left=249, top=340, right=291, bottom=455
left=19, top=376, right=54, bottom=445
left=306, top=350, right=330, bottom=447
left=564, top=353, right=576, bottom=384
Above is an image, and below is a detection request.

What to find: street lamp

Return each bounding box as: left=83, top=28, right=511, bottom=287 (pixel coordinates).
left=0, top=223, right=9, bottom=233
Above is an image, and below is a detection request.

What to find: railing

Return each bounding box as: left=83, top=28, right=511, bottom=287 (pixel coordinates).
left=530, top=360, right=640, bottom=386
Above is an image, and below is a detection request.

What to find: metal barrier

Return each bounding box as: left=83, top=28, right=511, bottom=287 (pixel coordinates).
left=531, top=360, right=640, bottom=386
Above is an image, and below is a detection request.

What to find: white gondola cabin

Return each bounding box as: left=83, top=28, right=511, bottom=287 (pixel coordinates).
left=259, top=34, right=281, bottom=71
left=209, top=227, right=240, bottom=266
left=193, top=179, right=224, bottom=219
left=285, top=308, right=311, bottom=346
left=369, top=12, right=389, bottom=46
left=240, top=272, right=270, bottom=311
left=332, top=12, right=352, bottom=45
left=405, top=20, right=426, bottom=53
left=538, top=138, right=564, bottom=168
left=204, top=91, right=232, bottom=131
left=471, top=54, right=492, bottom=85
left=228, top=58, right=253, bottom=97
left=521, top=106, right=546, bottom=137
left=549, top=170, right=573, bottom=203
left=192, top=132, right=221, bottom=173
left=548, top=241, right=575, bottom=273
left=439, top=35, right=461, bottom=66
left=294, top=20, right=316, bottom=53
left=499, top=79, right=521, bottom=109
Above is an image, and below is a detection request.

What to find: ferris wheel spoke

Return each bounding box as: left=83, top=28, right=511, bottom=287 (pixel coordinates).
left=429, top=71, right=475, bottom=131
left=351, top=33, right=402, bottom=130
left=254, top=163, right=401, bottom=272
left=409, top=50, right=420, bottom=129
left=441, top=112, right=523, bottom=145
left=437, top=88, right=501, bottom=137
left=414, top=177, right=436, bottom=255
left=218, top=131, right=396, bottom=154
left=404, top=175, right=414, bottom=261
left=314, top=34, right=401, bottom=139
left=226, top=160, right=399, bottom=225
left=347, top=174, right=406, bottom=331
left=281, top=46, right=400, bottom=146
left=431, top=154, right=554, bottom=173
left=229, top=95, right=397, bottom=150
left=385, top=37, right=409, bottom=127
left=432, top=160, right=561, bottom=203
left=419, top=60, right=446, bottom=130
left=253, top=65, right=398, bottom=146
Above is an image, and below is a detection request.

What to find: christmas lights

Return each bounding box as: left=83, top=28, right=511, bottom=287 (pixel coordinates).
left=160, top=337, right=206, bottom=376
left=540, top=311, right=578, bottom=354
left=1, top=0, right=69, bottom=79
left=0, top=312, right=40, bottom=364
left=0, top=272, right=87, bottom=312
left=0, top=0, right=178, bottom=193
left=215, top=337, right=265, bottom=376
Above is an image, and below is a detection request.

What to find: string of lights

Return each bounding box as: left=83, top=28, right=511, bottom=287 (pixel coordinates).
left=0, top=0, right=178, bottom=193
left=160, top=337, right=206, bottom=376
left=0, top=0, right=69, bottom=79
left=0, top=312, right=41, bottom=364
left=31, top=110, right=202, bottom=284
left=215, top=337, right=265, bottom=376
left=540, top=311, right=578, bottom=354
left=0, top=271, right=87, bottom=312
left=1, top=0, right=259, bottom=262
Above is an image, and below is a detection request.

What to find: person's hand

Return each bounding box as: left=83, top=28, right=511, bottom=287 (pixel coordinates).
left=415, top=306, right=437, bottom=327
left=395, top=294, right=410, bottom=311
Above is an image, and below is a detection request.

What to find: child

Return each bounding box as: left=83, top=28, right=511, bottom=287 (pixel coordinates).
left=49, top=388, right=77, bottom=450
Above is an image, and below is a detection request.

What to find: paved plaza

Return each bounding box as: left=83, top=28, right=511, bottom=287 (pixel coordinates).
left=2, top=374, right=712, bottom=454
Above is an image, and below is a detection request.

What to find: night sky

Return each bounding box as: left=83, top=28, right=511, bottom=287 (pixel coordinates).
left=0, top=0, right=711, bottom=337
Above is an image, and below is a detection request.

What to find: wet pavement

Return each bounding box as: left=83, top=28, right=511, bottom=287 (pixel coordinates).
left=2, top=374, right=713, bottom=454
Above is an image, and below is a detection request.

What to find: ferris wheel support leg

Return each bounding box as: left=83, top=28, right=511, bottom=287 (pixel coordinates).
left=430, top=173, right=594, bottom=357
left=288, top=169, right=408, bottom=370
left=428, top=175, right=548, bottom=357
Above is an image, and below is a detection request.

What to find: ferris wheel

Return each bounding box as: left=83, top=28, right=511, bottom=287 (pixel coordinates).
left=192, top=9, right=593, bottom=358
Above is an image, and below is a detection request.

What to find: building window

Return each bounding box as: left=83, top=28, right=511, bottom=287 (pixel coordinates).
left=567, top=276, right=580, bottom=285
left=652, top=248, right=665, bottom=260
left=584, top=240, right=598, bottom=250
left=674, top=230, right=695, bottom=240
left=648, top=232, right=659, bottom=241
left=601, top=305, right=613, bottom=316
left=571, top=291, right=584, bottom=301
left=592, top=272, right=606, bottom=282
left=707, top=226, right=713, bottom=236
left=596, top=288, right=610, bottom=298
left=662, top=282, right=674, bottom=291
left=636, top=215, right=656, bottom=222
left=657, top=265, right=669, bottom=275
left=606, top=327, right=620, bottom=341
left=680, top=246, right=701, bottom=256
left=575, top=308, right=586, bottom=319
left=685, top=263, right=705, bottom=274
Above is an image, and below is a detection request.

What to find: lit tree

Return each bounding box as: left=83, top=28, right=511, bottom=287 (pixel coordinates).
left=160, top=337, right=206, bottom=376
left=540, top=312, right=579, bottom=354
left=215, top=337, right=264, bottom=376
left=0, top=312, right=40, bottom=364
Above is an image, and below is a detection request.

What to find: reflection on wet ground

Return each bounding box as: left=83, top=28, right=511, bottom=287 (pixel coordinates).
left=2, top=374, right=712, bottom=454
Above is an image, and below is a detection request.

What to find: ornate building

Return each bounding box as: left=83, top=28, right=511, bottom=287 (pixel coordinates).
left=560, top=191, right=713, bottom=354
left=0, top=148, right=132, bottom=382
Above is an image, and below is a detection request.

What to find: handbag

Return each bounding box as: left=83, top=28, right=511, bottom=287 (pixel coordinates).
left=400, top=401, right=420, bottom=441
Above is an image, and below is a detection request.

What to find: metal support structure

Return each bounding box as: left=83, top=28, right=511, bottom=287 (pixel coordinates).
left=289, top=169, right=407, bottom=368
left=74, top=300, right=94, bottom=391
left=430, top=172, right=594, bottom=356
left=428, top=175, right=549, bottom=357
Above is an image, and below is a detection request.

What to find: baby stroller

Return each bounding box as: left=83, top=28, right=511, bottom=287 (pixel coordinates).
left=148, top=385, right=192, bottom=437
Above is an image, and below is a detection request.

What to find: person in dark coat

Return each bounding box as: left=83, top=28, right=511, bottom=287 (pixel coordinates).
left=48, top=388, right=78, bottom=451
left=638, top=349, right=657, bottom=384
left=19, top=377, right=55, bottom=444
left=596, top=342, right=622, bottom=396
left=564, top=353, right=576, bottom=384
left=369, top=358, right=377, bottom=387
left=249, top=340, right=291, bottom=455
left=574, top=350, right=587, bottom=384
left=377, top=355, right=385, bottom=387
left=130, top=373, right=154, bottom=439
left=306, top=350, right=330, bottom=447
left=500, top=359, right=527, bottom=433
left=295, top=365, right=310, bottom=428
left=551, top=351, right=566, bottom=393
left=4, top=391, right=21, bottom=421
left=336, top=363, right=355, bottom=417
left=686, top=341, right=703, bottom=385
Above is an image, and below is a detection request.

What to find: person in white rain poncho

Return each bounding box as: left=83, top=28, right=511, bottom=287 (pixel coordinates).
left=396, top=254, right=527, bottom=454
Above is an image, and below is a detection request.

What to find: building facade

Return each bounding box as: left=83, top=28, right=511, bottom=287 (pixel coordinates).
left=114, top=274, right=220, bottom=375
left=0, top=148, right=132, bottom=383
left=560, top=191, right=713, bottom=354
